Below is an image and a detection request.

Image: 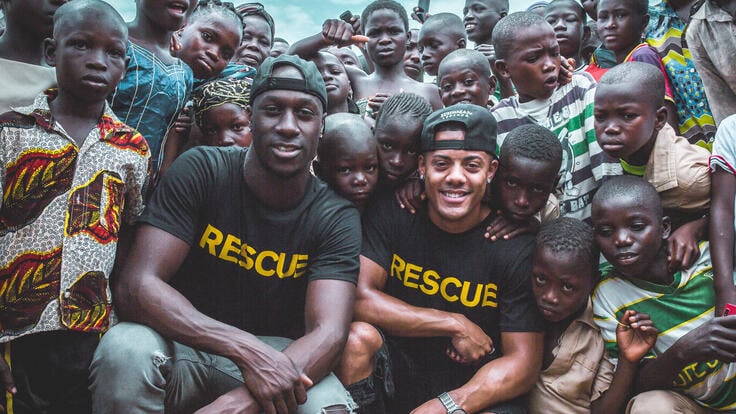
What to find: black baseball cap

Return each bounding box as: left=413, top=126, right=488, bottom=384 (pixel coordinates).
left=420, top=104, right=498, bottom=154
left=251, top=54, right=328, bottom=110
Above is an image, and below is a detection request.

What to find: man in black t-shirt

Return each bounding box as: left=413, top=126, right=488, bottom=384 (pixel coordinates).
left=337, top=104, right=544, bottom=414
left=90, top=55, right=361, bottom=414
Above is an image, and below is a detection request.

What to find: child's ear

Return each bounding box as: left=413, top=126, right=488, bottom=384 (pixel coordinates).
left=661, top=215, right=672, bottom=239
left=654, top=105, right=668, bottom=132
left=488, top=74, right=497, bottom=95
left=457, top=38, right=467, bottom=50
left=43, top=38, right=57, bottom=67
left=582, top=24, right=591, bottom=44
left=493, top=59, right=511, bottom=81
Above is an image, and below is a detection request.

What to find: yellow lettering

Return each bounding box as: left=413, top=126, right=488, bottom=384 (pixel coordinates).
left=420, top=270, right=440, bottom=295
left=481, top=283, right=498, bottom=308
left=459, top=281, right=483, bottom=307
left=218, top=234, right=241, bottom=264
left=239, top=243, right=256, bottom=269
left=440, top=277, right=461, bottom=302
left=404, top=263, right=422, bottom=289
left=390, top=255, right=405, bottom=280
left=294, top=254, right=309, bottom=278
left=199, top=224, right=223, bottom=256
left=255, top=250, right=278, bottom=277
left=277, top=253, right=297, bottom=278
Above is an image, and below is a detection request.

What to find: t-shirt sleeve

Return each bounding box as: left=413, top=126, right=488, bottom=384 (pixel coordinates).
left=307, top=202, right=362, bottom=285
left=711, top=115, right=736, bottom=175
left=498, top=236, right=545, bottom=332
left=361, top=196, right=398, bottom=271
left=630, top=47, right=675, bottom=102
left=138, top=147, right=212, bottom=244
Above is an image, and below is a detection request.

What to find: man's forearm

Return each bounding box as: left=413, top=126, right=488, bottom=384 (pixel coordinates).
left=283, top=324, right=347, bottom=384
left=634, top=349, right=685, bottom=392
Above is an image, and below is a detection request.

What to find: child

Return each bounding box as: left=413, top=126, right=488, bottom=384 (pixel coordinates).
left=233, top=2, right=274, bottom=69
left=709, top=114, right=736, bottom=316
left=191, top=78, right=251, bottom=147
left=0, top=1, right=150, bottom=411
left=544, top=0, right=590, bottom=71
left=289, top=2, right=443, bottom=116
left=403, top=28, right=423, bottom=82
left=591, top=176, right=736, bottom=412
left=486, top=124, right=562, bottom=242
left=491, top=11, right=621, bottom=221
left=109, top=0, right=195, bottom=176
left=527, top=1, right=550, bottom=16
left=174, top=1, right=243, bottom=81
left=437, top=49, right=496, bottom=108
left=373, top=92, right=432, bottom=191
left=595, top=62, right=710, bottom=271
left=528, top=217, right=657, bottom=413
left=269, top=37, right=289, bottom=58
left=0, top=0, right=60, bottom=113
left=596, top=0, right=679, bottom=130
left=314, top=113, right=379, bottom=213
left=417, top=13, right=467, bottom=77
left=581, top=0, right=598, bottom=20
left=313, top=51, right=354, bottom=115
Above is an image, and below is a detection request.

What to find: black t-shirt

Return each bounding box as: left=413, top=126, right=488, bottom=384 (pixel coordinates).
left=140, top=146, right=361, bottom=339
left=362, top=194, right=543, bottom=377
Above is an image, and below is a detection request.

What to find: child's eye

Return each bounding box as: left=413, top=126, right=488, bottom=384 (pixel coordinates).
left=562, top=283, right=575, bottom=293
left=531, top=185, right=546, bottom=193
left=505, top=178, right=518, bottom=188
left=595, top=226, right=613, bottom=237
left=337, top=167, right=351, bottom=174
left=366, top=164, right=378, bottom=173
left=407, top=148, right=418, bottom=156
left=232, top=124, right=245, bottom=132
left=615, top=11, right=627, bottom=19
left=525, top=55, right=539, bottom=63
left=623, top=112, right=638, bottom=120
left=534, top=275, right=546, bottom=285
left=630, top=221, right=646, bottom=231
left=440, top=83, right=454, bottom=93
left=594, top=113, right=605, bottom=122
left=108, top=48, right=125, bottom=59
left=202, top=31, right=213, bottom=42
left=464, top=78, right=477, bottom=87
left=380, top=143, right=393, bottom=151
left=71, top=40, right=88, bottom=49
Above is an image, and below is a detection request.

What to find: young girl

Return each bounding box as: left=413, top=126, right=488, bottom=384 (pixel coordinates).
left=191, top=78, right=252, bottom=148
left=596, top=0, right=678, bottom=129
left=108, top=0, right=195, bottom=176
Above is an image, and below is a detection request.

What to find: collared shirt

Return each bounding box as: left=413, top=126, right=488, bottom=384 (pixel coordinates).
left=646, top=1, right=716, bottom=148
left=686, top=0, right=736, bottom=126
left=0, top=91, right=150, bottom=342
left=641, top=124, right=711, bottom=212
left=528, top=301, right=614, bottom=414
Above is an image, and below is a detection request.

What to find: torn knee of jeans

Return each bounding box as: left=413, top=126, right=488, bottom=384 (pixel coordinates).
left=152, top=350, right=170, bottom=368
left=320, top=404, right=352, bottom=414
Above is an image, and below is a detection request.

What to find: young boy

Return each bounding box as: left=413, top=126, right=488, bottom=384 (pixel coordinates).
left=595, top=62, right=710, bottom=271
left=0, top=1, right=150, bottom=411
left=591, top=176, right=736, bottom=412
left=0, top=0, right=61, bottom=112
left=403, top=28, right=423, bottom=82
left=486, top=124, right=562, bottom=241
left=437, top=49, right=496, bottom=108
left=417, top=13, right=467, bottom=77
left=544, top=0, right=590, bottom=71
left=491, top=11, right=621, bottom=221
left=314, top=113, right=379, bottom=214
left=528, top=217, right=657, bottom=413
left=192, top=78, right=251, bottom=147
left=269, top=37, right=289, bottom=58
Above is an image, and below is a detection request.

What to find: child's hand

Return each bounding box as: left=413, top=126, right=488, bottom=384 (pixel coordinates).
left=367, top=93, right=391, bottom=118
left=169, top=32, right=182, bottom=55
left=173, top=107, right=193, bottom=134
left=616, top=310, right=658, bottom=364
left=475, top=43, right=496, bottom=63
left=558, top=57, right=576, bottom=86
left=394, top=177, right=425, bottom=214
left=667, top=218, right=705, bottom=272
left=321, top=19, right=355, bottom=46
left=411, top=7, right=430, bottom=24
left=484, top=211, right=540, bottom=241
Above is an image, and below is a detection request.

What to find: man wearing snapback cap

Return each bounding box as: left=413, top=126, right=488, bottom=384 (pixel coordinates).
left=337, top=104, right=544, bottom=414
left=90, top=55, right=360, bottom=414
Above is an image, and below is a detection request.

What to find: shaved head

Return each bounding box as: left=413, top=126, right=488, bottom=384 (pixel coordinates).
left=598, top=61, right=665, bottom=109
left=53, top=0, right=127, bottom=39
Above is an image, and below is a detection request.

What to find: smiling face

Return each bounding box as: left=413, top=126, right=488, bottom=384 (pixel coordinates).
left=594, top=83, right=665, bottom=163
left=495, top=23, right=561, bottom=103
left=178, top=14, right=241, bottom=79
left=494, top=154, right=559, bottom=222
left=463, top=0, right=507, bottom=44
left=438, top=60, right=494, bottom=107
left=374, top=117, right=422, bottom=185
left=364, top=8, right=408, bottom=68
left=419, top=128, right=497, bottom=233
left=234, top=14, right=272, bottom=68
left=45, top=12, right=128, bottom=104
left=532, top=247, right=594, bottom=322
left=250, top=65, right=324, bottom=178
left=592, top=196, right=670, bottom=280
left=597, top=0, right=648, bottom=59
left=201, top=103, right=251, bottom=147
left=545, top=1, right=587, bottom=61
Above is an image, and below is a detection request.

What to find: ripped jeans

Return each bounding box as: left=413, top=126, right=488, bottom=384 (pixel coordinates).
left=90, top=322, right=356, bottom=414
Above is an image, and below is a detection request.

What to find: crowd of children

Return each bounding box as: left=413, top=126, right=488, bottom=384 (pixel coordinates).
left=2, top=0, right=736, bottom=412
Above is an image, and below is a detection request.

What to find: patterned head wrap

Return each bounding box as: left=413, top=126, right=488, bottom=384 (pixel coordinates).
left=192, top=78, right=251, bottom=127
